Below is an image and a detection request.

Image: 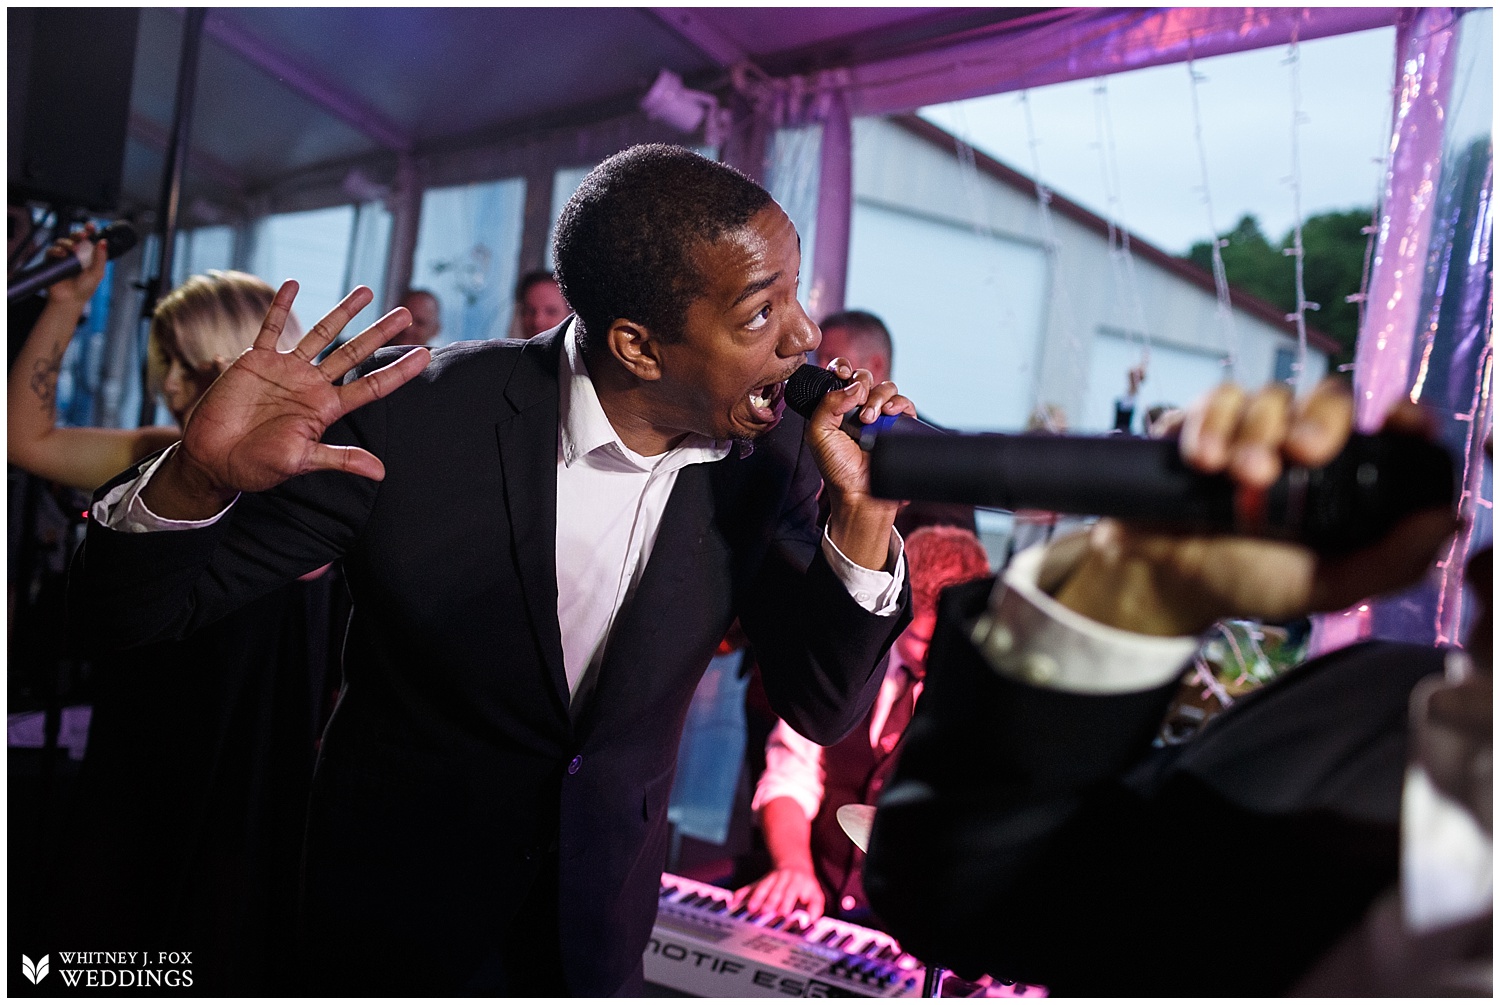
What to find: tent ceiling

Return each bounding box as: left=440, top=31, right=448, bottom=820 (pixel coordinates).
left=118, top=7, right=1054, bottom=218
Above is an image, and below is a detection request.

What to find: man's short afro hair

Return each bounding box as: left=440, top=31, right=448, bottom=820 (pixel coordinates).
left=553, top=144, right=773, bottom=352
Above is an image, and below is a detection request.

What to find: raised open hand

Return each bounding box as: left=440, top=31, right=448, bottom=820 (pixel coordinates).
left=145, top=282, right=429, bottom=519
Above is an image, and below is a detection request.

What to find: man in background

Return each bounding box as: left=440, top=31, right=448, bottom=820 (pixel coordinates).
left=515, top=269, right=570, bottom=338
left=395, top=289, right=441, bottom=347
left=1113, top=363, right=1146, bottom=433
left=728, top=307, right=978, bottom=892
left=816, top=310, right=892, bottom=387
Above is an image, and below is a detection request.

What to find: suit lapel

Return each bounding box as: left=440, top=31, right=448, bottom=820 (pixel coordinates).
left=572, top=461, right=723, bottom=737
left=495, top=331, right=571, bottom=715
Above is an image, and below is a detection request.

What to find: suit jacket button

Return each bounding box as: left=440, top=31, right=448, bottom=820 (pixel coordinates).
left=567, top=755, right=583, bottom=775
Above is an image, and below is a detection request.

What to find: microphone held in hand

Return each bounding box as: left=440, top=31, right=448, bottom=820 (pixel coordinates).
left=866, top=427, right=1455, bottom=555
left=8, top=221, right=139, bottom=304
left=783, top=363, right=946, bottom=449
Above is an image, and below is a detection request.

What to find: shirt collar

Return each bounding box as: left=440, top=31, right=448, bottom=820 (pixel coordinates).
left=559, top=319, right=731, bottom=472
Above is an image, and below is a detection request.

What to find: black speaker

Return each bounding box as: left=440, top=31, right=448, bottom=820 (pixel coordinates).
left=8, top=9, right=140, bottom=212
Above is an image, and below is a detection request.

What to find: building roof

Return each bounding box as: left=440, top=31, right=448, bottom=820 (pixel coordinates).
left=893, top=114, right=1342, bottom=355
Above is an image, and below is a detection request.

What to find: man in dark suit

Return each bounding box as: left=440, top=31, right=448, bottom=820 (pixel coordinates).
left=864, top=380, right=1484, bottom=995
left=70, top=146, right=913, bottom=994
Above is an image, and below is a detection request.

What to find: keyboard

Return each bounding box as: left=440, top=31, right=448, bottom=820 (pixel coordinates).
left=645, top=872, right=1047, bottom=998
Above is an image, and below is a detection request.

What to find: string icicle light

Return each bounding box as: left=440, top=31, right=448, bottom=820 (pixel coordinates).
left=1090, top=77, right=1153, bottom=372
left=1282, top=32, right=1317, bottom=392
left=1346, top=41, right=1398, bottom=376
left=951, top=105, right=997, bottom=244
left=1019, top=89, right=1089, bottom=416
left=1185, top=55, right=1239, bottom=374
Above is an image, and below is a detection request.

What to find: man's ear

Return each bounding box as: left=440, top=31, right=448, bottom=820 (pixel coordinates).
left=606, top=318, right=663, bottom=381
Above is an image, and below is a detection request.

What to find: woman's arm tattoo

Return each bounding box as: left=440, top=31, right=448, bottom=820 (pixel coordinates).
left=29, top=343, right=65, bottom=408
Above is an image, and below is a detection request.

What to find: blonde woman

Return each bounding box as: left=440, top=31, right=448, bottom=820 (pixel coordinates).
left=8, top=229, right=300, bottom=490
left=15, top=235, right=330, bottom=992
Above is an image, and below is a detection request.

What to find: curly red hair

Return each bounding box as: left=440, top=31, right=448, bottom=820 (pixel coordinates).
left=906, top=525, right=991, bottom=620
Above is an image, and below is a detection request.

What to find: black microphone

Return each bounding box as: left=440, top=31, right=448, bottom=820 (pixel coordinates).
left=8, top=222, right=139, bottom=304
left=865, top=426, right=1455, bottom=555
left=783, top=363, right=948, bottom=449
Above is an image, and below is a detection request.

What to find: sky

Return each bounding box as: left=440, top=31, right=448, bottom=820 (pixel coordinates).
left=918, top=27, right=1402, bottom=256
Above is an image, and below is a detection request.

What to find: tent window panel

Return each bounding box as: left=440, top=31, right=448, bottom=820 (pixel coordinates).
left=411, top=178, right=525, bottom=345
left=345, top=201, right=392, bottom=338
left=171, top=226, right=235, bottom=288
left=53, top=235, right=117, bottom=429
left=767, top=125, right=823, bottom=310
left=545, top=167, right=593, bottom=273
left=251, top=207, right=358, bottom=339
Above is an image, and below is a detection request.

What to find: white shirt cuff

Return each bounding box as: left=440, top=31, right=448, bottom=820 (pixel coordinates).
left=751, top=718, right=825, bottom=821
left=92, top=443, right=238, bottom=532
left=969, top=535, right=1201, bottom=694
left=821, top=526, right=906, bottom=616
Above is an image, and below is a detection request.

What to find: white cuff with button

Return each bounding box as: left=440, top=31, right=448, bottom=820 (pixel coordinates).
left=970, top=536, right=1200, bottom=695
left=821, top=526, right=906, bottom=617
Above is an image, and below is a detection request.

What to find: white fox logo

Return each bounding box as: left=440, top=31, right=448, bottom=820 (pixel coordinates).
left=22, top=954, right=49, bottom=984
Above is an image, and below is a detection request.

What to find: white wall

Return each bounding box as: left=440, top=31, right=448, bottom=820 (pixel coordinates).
left=845, top=201, right=1050, bottom=431
left=848, top=117, right=1330, bottom=432
left=1081, top=329, right=1227, bottom=432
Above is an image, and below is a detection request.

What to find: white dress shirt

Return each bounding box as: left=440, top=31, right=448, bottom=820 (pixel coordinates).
left=95, top=320, right=907, bottom=704
left=753, top=648, right=920, bottom=821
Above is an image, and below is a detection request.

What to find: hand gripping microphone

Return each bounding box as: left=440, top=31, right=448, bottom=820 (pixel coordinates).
left=783, top=364, right=1456, bottom=554
left=784, top=363, right=948, bottom=448
left=8, top=222, right=139, bottom=304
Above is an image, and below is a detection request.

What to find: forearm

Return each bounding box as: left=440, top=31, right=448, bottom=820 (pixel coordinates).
left=824, top=493, right=901, bottom=572
left=8, top=295, right=82, bottom=463
left=1052, top=539, right=1224, bottom=637
left=70, top=509, right=232, bottom=651
left=761, top=797, right=817, bottom=871
left=744, top=544, right=907, bottom=745
left=73, top=455, right=369, bottom=652
left=6, top=296, right=176, bottom=491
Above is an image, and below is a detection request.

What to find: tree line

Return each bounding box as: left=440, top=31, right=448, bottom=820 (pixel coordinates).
left=1185, top=209, right=1372, bottom=367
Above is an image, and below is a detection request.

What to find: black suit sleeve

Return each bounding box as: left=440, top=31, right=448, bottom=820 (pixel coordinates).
left=737, top=431, right=910, bottom=747
left=68, top=405, right=384, bottom=653
left=865, top=579, right=1436, bottom=995
left=863, top=577, right=1179, bottom=985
